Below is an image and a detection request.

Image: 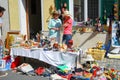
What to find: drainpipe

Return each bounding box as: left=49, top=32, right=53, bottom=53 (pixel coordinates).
left=99, top=0, right=101, bottom=17
left=69, top=0, right=74, bottom=20
left=84, top=0, right=88, bottom=21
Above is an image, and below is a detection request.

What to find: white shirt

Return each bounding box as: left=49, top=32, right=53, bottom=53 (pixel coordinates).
left=0, top=18, right=3, bottom=38
left=0, top=18, right=3, bottom=24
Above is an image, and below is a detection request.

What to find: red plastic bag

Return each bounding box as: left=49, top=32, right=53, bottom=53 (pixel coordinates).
left=60, top=74, right=73, bottom=80
left=2, top=56, right=11, bottom=62
left=11, top=56, right=20, bottom=69
left=35, top=67, right=45, bottom=75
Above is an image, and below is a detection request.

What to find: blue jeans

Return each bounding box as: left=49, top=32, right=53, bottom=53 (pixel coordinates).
left=62, top=34, right=72, bottom=45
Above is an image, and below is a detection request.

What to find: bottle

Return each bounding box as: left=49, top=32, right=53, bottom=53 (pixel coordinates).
left=0, top=46, right=3, bottom=59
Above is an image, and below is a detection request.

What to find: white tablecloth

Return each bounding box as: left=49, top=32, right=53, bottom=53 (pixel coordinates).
left=10, top=47, right=79, bottom=68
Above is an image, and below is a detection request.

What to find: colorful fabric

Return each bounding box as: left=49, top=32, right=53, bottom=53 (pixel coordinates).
left=57, top=65, right=69, bottom=72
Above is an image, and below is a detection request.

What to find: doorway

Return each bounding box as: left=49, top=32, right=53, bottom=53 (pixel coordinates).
left=26, top=0, right=42, bottom=39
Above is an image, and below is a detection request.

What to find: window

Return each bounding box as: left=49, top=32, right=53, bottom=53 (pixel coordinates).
left=74, top=0, right=99, bottom=22
left=74, top=0, right=84, bottom=22
left=88, top=0, right=99, bottom=20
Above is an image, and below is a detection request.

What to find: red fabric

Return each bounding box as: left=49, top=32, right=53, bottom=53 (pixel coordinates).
left=92, top=66, right=100, bottom=77
left=11, top=56, right=20, bottom=69
left=111, top=68, right=115, bottom=72
left=75, top=72, right=83, bottom=76
left=68, top=40, right=73, bottom=45
left=68, top=39, right=73, bottom=48
left=93, top=66, right=100, bottom=71
left=2, top=56, right=11, bottom=62
left=35, top=67, right=45, bottom=75
left=108, top=25, right=112, bottom=34
left=93, top=70, right=97, bottom=77
left=60, top=74, right=73, bottom=80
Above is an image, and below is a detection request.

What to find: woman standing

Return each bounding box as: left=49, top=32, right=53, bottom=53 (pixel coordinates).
left=0, top=6, right=8, bottom=78
left=48, top=11, right=62, bottom=43
left=62, top=11, right=73, bottom=46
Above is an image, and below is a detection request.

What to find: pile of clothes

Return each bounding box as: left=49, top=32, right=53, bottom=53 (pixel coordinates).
left=12, top=62, right=120, bottom=80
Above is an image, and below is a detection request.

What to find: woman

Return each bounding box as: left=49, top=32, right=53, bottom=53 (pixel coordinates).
left=62, top=11, right=73, bottom=46
left=59, top=3, right=68, bottom=23
left=0, top=6, right=8, bottom=78
left=48, top=11, right=62, bottom=43
left=0, top=6, right=5, bottom=37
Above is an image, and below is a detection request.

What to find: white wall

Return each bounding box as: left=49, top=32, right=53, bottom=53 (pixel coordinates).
left=69, top=0, right=74, bottom=20
left=19, top=0, right=27, bottom=36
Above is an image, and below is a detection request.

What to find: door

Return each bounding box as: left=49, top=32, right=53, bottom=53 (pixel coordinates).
left=26, top=0, right=42, bottom=39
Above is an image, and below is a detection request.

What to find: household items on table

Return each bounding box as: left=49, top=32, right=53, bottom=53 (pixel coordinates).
left=73, top=18, right=107, bottom=35
left=9, top=33, right=79, bottom=75
left=3, top=33, right=120, bottom=80
left=10, top=34, right=79, bottom=53
left=72, top=21, right=95, bottom=34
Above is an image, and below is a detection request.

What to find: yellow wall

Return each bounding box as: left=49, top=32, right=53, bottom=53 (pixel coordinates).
left=43, top=0, right=55, bottom=31
left=8, top=0, right=55, bottom=31
left=9, top=0, right=20, bottom=31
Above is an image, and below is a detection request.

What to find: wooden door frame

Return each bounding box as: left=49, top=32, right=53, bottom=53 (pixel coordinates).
left=25, top=0, right=43, bottom=39
left=25, top=0, right=30, bottom=39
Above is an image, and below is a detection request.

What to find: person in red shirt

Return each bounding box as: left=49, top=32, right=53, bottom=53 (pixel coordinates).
left=62, top=11, right=73, bottom=46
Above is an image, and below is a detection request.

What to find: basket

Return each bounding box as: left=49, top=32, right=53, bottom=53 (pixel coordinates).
left=86, top=49, right=106, bottom=60
left=82, top=27, right=93, bottom=32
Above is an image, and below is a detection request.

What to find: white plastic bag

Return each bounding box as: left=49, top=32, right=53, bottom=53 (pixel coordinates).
left=18, top=63, right=34, bottom=73
left=0, top=60, right=6, bottom=69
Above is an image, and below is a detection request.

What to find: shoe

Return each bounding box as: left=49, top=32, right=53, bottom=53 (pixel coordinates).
left=104, top=56, right=109, bottom=58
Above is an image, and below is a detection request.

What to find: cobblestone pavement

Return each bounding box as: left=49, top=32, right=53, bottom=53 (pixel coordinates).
left=96, top=58, right=120, bottom=71
left=79, top=56, right=120, bottom=71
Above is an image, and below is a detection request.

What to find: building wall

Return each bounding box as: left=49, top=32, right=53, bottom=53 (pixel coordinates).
left=8, top=0, right=20, bottom=31
left=43, top=0, right=55, bottom=31
left=0, top=0, right=111, bottom=50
